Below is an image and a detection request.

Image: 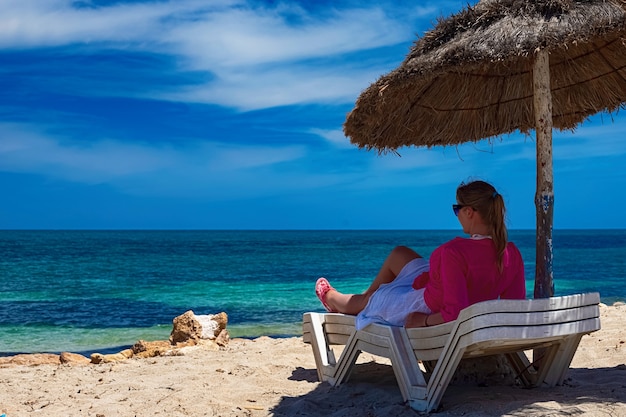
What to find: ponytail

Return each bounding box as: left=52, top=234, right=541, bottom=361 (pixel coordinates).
left=490, top=193, right=507, bottom=272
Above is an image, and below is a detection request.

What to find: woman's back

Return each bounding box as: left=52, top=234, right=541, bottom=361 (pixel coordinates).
left=423, top=237, right=526, bottom=321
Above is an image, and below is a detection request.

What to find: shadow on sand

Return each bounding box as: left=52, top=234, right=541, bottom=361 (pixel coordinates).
left=273, top=362, right=626, bottom=416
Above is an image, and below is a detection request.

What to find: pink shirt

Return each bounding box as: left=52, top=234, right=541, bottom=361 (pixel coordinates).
left=413, top=237, right=526, bottom=322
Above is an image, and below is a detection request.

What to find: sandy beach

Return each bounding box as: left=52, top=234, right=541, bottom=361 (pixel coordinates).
left=0, top=304, right=624, bottom=417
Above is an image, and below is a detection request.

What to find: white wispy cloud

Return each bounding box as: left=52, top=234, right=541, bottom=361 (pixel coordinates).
left=0, top=0, right=439, bottom=110
left=552, top=118, right=626, bottom=160
left=430, top=115, right=626, bottom=167
left=0, top=0, right=173, bottom=46
left=168, top=5, right=411, bottom=68
left=165, top=65, right=374, bottom=110
left=0, top=124, right=175, bottom=182
left=0, top=118, right=428, bottom=204
left=309, top=128, right=352, bottom=149
left=0, top=123, right=306, bottom=190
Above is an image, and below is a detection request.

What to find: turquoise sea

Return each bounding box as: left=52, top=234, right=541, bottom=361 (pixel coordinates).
left=1, top=230, right=624, bottom=355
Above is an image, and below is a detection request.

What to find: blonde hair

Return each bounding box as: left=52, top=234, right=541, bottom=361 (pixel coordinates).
left=456, top=180, right=507, bottom=271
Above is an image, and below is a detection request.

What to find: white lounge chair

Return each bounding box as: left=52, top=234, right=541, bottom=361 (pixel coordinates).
left=302, top=292, right=601, bottom=413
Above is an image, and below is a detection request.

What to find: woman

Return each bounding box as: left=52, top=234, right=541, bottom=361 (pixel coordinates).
left=315, top=180, right=526, bottom=329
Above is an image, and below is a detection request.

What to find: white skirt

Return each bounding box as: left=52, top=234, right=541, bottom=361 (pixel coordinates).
left=355, top=257, right=432, bottom=330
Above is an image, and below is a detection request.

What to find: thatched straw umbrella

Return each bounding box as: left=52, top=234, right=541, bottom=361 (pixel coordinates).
left=344, top=0, right=626, bottom=299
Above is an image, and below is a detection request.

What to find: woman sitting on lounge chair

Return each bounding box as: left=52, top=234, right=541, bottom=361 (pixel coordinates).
left=315, top=180, right=526, bottom=329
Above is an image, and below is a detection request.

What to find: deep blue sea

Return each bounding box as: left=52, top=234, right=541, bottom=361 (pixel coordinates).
left=1, top=230, right=624, bottom=355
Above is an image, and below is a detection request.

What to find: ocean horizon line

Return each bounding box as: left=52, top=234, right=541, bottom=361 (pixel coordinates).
left=1, top=228, right=625, bottom=232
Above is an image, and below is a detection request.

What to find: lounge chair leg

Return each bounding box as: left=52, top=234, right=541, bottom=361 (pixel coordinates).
left=307, top=313, right=337, bottom=382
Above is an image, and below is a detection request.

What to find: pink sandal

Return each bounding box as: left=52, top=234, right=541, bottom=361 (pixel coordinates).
left=315, top=277, right=337, bottom=312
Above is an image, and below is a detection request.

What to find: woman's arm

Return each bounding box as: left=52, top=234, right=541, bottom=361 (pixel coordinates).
left=405, top=312, right=444, bottom=328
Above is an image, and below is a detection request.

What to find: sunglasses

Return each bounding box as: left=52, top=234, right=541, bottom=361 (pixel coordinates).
left=452, top=204, right=465, bottom=216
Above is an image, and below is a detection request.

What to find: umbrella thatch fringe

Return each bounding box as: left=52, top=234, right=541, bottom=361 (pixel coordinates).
left=344, top=0, right=626, bottom=151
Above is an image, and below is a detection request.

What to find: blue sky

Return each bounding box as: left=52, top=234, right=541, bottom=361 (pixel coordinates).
left=1, top=0, right=625, bottom=230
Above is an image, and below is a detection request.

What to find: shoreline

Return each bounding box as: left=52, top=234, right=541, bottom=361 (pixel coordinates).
left=1, top=301, right=624, bottom=358
left=1, top=302, right=624, bottom=359
left=0, top=322, right=306, bottom=358
left=0, top=304, right=624, bottom=416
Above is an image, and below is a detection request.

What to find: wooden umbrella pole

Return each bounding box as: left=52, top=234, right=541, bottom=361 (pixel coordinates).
left=532, top=49, right=555, bottom=299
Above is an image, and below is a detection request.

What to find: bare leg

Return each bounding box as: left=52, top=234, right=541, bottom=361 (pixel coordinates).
left=325, top=246, right=421, bottom=315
